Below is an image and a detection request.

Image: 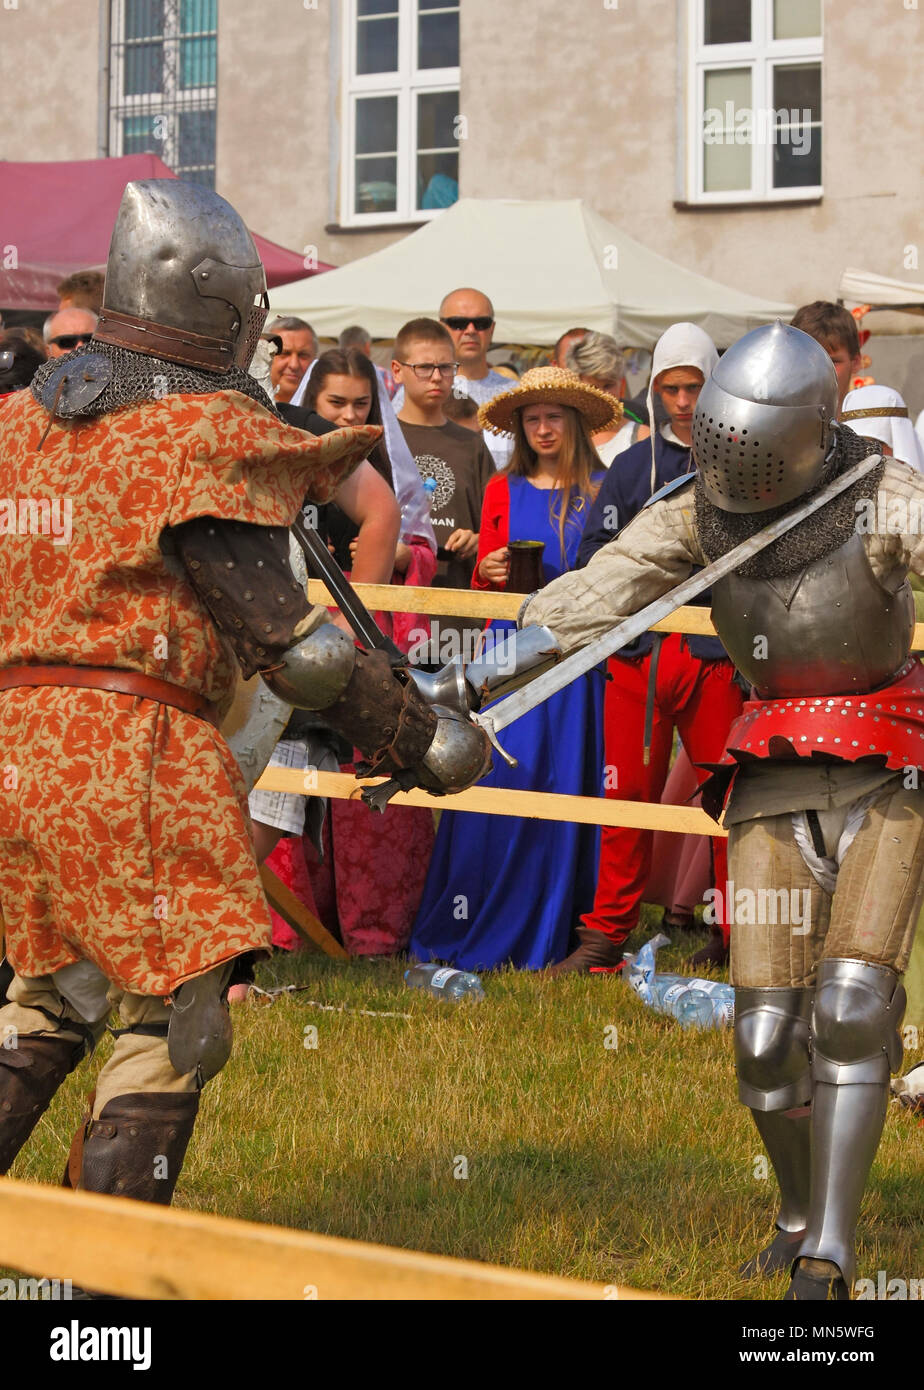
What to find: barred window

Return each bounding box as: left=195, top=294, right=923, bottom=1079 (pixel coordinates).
left=107, top=0, right=217, bottom=188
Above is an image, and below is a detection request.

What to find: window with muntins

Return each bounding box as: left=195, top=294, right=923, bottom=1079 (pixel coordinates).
left=342, top=0, right=461, bottom=224
left=685, top=0, right=822, bottom=204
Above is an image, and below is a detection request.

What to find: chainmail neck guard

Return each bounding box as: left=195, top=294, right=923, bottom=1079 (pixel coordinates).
left=694, top=423, right=885, bottom=579
left=31, top=339, right=278, bottom=419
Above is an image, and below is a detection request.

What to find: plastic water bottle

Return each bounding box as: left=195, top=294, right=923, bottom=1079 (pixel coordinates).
left=645, top=973, right=691, bottom=1010
left=677, top=984, right=735, bottom=1029
left=624, top=932, right=734, bottom=1028
left=405, top=962, right=485, bottom=1001
left=676, top=989, right=718, bottom=1029
left=421, top=476, right=438, bottom=511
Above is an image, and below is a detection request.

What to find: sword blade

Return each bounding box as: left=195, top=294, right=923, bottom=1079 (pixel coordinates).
left=291, top=514, right=406, bottom=666
left=476, top=453, right=880, bottom=739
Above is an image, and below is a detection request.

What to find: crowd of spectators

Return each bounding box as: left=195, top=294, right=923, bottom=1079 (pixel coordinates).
left=3, top=276, right=923, bottom=975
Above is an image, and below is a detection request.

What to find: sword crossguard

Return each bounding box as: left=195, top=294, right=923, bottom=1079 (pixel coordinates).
left=470, top=711, right=518, bottom=768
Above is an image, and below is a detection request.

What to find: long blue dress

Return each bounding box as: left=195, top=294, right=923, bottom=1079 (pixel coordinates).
left=410, top=475, right=605, bottom=970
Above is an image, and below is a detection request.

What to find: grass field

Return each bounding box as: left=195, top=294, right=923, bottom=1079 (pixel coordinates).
left=7, top=916, right=924, bottom=1300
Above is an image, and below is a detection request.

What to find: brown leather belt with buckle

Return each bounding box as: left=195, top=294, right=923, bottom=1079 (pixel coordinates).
left=0, top=665, right=220, bottom=728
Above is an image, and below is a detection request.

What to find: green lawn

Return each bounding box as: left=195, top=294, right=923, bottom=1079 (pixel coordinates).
left=8, top=918, right=924, bottom=1300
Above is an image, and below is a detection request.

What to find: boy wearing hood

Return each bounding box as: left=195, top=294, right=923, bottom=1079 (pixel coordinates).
left=551, top=323, right=741, bottom=975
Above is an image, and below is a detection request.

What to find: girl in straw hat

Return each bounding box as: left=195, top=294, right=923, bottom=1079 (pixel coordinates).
left=409, top=367, right=618, bottom=970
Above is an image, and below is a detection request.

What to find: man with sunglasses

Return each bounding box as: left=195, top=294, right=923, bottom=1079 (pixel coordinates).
left=439, top=288, right=515, bottom=469
left=43, top=307, right=98, bottom=359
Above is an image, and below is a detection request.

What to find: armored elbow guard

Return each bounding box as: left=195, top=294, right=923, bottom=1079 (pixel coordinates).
left=263, top=625, right=437, bottom=776
left=262, top=624, right=492, bottom=792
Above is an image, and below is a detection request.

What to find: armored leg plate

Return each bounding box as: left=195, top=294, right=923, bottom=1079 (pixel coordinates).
left=795, top=959, right=901, bottom=1289
left=167, top=962, right=234, bottom=1087
left=734, top=987, right=813, bottom=1111
left=79, top=1090, right=200, bottom=1204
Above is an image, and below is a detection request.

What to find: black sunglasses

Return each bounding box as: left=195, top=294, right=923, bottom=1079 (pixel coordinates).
left=49, top=333, right=94, bottom=350
left=441, top=316, right=494, bottom=332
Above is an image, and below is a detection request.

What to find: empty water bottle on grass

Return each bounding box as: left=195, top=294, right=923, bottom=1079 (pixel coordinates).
left=624, top=931, right=734, bottom=1029
left=675, top=989, right=713, bottom=1029
left=405, top=962, right=485, bottom=1001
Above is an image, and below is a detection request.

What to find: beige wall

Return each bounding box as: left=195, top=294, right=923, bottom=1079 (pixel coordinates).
left=1, top=0, right=920, bottom=330
left=0, top=0, right=100, bottom=161
left=217, top=0, right=408, bottom=273
left=459, top=0, right=923, bottom=309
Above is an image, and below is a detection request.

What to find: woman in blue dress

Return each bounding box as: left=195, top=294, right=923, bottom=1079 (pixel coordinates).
left=410, top=367, right=621, bottom=970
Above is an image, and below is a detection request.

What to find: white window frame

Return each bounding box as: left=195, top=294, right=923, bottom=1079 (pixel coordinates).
left=683, top=0, right=823, bottom=205
left=107, top=0, right=217, bottom=184
left=340, top=0, right=460, bottom=227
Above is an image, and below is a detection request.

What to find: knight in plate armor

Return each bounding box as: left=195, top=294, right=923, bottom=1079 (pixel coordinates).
left=0, top=179, right=492, bottom=1211
left=521, top=321, right=924, bottom=1300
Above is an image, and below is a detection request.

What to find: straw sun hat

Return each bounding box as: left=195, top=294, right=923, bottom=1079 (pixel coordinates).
left=478, top=365, right=622, bottom=436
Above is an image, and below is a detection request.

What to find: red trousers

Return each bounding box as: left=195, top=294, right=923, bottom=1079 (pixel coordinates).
left=581, top=636, right=742, bottom=945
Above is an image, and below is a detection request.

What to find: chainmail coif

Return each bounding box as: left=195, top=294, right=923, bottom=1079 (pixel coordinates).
left=30, top=339, right=278, bottom=418
left=694, top=423, right=884, bottom=579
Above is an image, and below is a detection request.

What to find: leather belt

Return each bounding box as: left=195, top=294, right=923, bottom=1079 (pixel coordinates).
left=0, top=665, right=220, bottom=728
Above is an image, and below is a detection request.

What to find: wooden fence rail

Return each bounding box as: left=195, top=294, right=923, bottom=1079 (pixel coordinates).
left=265, top=583, right=738, bottom=838
left=0, top=1178, right=667, bottom=1300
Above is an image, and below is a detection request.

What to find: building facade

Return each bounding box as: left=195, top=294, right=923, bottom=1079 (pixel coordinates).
left=1, top=0, right=921, bottom=339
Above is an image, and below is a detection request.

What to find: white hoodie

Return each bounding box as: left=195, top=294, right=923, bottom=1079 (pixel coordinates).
left=645, top=322, right=719, bottom=496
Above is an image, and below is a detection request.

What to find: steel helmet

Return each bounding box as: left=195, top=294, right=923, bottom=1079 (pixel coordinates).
left=95, top=179, right=268, bottom=373
left=692, top=321, right=838, bottom=513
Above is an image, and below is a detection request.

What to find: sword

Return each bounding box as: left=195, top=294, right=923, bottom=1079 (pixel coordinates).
left=290, top=512, right=407, bottom=667
left=472, top=454, right=882, bottom=764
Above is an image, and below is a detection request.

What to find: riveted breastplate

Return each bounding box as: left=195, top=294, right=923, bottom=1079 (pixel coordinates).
left=710, top=533, right=914, bottom=698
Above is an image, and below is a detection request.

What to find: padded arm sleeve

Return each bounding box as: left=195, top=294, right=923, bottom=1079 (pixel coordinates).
left=165, top=516, right=318, bottom=678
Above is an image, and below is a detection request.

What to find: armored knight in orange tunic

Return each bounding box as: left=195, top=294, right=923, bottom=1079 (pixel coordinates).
left=0, top=181, right=490, bottom=1209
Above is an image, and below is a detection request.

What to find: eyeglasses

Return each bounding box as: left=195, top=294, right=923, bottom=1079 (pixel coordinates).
left=397, top=360, right=458, bottom=380
left=441, top=316, right=494, bottom=332
left=48, top=333, right=94, bottom=350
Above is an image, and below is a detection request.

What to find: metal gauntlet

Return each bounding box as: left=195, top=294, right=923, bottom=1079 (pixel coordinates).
left=407, top=625, right=562, bottom=714
left=263, top=625, right=491, bottom=794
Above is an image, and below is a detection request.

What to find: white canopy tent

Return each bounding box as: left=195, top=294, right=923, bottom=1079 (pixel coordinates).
left=270, top=198, right=793, bottom=349
left=838, top=266, right=924, bottom=312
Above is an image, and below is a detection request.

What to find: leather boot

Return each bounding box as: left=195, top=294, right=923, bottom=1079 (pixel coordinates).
left=547, top=926, right=625, bottom=976
left=78, top=1091, right=200, bottom=1204
left=0, top=1034, right=84, bottom=1173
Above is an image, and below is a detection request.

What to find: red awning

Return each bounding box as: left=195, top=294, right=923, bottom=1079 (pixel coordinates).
left=0, top=154, right=333, bottom=310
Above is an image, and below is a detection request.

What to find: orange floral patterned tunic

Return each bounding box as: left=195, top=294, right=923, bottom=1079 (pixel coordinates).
left=0, top=389, right=378, bottom=995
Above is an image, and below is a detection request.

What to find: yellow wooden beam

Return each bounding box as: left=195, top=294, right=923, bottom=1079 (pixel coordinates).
left=306, top=579, right=924, bottom=650
left=0, top=1177, right=668, bottom=1300
left=254, top=768, right=726, bottom=837
left=306, top=579, right=718, bottom=631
